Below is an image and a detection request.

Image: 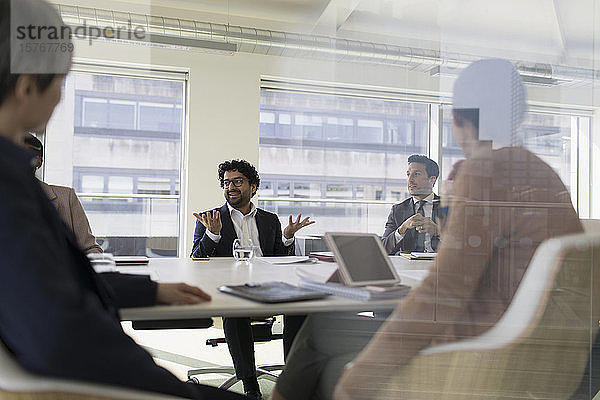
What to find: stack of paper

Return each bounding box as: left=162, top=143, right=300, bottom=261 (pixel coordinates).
left=296, top=266, right=409, bottom=301
left=298, top=278, right=410, bottom=301
left=255, top=256, right=316, bottom=265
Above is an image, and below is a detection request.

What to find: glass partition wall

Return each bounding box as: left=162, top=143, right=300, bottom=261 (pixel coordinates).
left=254, top=4, right=599, bottom=398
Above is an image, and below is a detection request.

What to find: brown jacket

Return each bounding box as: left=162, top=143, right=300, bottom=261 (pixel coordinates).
left=39, top=181, right=103, bottom=254
left=336, top=146, right=583, bottom=398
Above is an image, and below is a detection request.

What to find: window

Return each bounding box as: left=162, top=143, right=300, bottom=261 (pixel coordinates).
left=441, top=106, right=589, bottom=211
left=258, top=88, right=429, bottom=234
left=357, top=119, right=384, bottom=143
left=440, top=106, right=465, bottom=182
left=45, top=68, right=186, bottom=256
left=139, top=102, right=181, bottom=132
left=259, top=111, right=275, bottom=136
left=324, top=117, right=353, bottom=142
left=278, top=114, right=292, bottom=137
left=294, top=114, right=323, bottom=140
left=259, top=84, right=591, bottom=235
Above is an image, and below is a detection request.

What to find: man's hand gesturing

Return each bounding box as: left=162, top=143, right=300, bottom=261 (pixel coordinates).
left=283, top=214, right=315, bottom=239
left=194, top=210, right=222, bottom=235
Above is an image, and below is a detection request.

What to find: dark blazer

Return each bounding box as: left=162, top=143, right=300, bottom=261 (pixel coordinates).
left=191, top=203, right=293, bottom=258
left=381, top=194, right=441, bottom=255
left=0, top=136, right=243, bottom=400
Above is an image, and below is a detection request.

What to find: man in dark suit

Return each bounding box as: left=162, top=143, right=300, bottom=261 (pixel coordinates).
left=381, top=154, right=441, bottom=255
left=191, top=159, right=313, bottom=400
left=0, top=1, right=245, bottom=398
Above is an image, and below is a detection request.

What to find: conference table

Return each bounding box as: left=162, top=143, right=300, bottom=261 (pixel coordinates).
left=119, top=256, right=433, bottom=321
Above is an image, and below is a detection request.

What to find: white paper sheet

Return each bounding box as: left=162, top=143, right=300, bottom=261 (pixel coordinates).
left=256, top=256, right=315, bottom=265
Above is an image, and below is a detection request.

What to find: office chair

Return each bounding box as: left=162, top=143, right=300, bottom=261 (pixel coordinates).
left=187, top=317, right=284, bottom=389
left=0, top=341, right=186, bottom=400
left=145, top=237, right=178, bottom=258
left=354, top=232, right=600, bottom=399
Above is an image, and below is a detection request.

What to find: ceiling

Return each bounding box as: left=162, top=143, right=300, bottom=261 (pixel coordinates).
left=52, top=0, right=598, bottom=67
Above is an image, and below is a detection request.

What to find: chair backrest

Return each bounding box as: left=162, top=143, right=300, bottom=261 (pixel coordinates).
left=0, top=341, right=184, bottom=399
left=381, top=232, right=600, bottom=400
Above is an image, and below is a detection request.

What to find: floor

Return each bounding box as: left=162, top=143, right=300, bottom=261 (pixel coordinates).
left=122, top=319, right=283, bottom=398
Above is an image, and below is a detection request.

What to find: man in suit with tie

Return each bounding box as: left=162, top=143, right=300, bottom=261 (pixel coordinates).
left=191, top=159, right=313, bottom=400
left=381, top=154, right=441, bottom=254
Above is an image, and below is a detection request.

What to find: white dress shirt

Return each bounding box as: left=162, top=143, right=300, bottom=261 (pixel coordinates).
left=205, top=202, right=294, bottom=256
left=394, top=192, right=435, bottom=252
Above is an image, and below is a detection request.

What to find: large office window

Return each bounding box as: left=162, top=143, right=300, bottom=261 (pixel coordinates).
left=440, top=106, right=590, bottom=212
left=259, top=85, right=591, bottom=236
left=258, top=88, right=429, bottom=234
left=45, top=68, right=187, bottom=256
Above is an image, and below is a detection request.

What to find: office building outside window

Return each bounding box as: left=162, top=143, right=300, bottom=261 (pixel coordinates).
left=260, top=87, right=590, bottom=236
left=258, top=88, right=429, bottom=234
left=441, top=106, right=589, bottom=212
left=45, top=69, right=186, bottom=256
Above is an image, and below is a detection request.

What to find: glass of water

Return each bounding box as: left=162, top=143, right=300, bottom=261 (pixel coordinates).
left=233, top=238, right=254, bottom=263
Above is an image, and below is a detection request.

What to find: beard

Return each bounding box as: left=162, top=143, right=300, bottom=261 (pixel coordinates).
left=226, top=189, right=248, bottom=207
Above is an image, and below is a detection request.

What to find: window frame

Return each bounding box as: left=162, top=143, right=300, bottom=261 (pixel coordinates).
left=45, top=60, right=190, bottom=256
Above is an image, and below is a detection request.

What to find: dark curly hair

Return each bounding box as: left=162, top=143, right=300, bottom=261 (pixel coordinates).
left=218, top=159, right=260, bottom=197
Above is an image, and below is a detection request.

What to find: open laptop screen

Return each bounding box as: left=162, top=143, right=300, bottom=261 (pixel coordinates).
left=326, top=233, right=399, bottom=286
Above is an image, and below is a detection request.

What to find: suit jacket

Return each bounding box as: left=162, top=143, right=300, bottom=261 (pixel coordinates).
left=190, top=203, right=293, bottom=258
left=39, top=181, right=103, bottom=254
left=0, top=136, right=243, bottom=400
left=381, top=194, right=441, bottom=254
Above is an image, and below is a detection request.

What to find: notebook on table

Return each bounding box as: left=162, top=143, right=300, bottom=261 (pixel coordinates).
left=398, top=252, right=437, bottom=260
left=218, top=281, right=330, bottom=303
left=298, top=232, right=410, bottom=301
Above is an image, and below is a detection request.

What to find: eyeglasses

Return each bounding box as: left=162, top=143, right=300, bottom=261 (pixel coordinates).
left=222, top=177, right=246, bottom=188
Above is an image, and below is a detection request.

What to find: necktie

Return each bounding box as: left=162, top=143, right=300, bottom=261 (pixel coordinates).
left=415, top=200, right=426, bottom=251
left=416, top=200, right=426, bottom=216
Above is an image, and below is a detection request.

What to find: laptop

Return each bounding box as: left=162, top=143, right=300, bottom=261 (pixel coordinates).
left=324, top=232, right=401, bottom=288
left=298, top=233, right=407, bottom=301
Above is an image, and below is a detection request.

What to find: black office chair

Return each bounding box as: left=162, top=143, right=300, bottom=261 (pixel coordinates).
left=186, top=317, right=284, bottom=389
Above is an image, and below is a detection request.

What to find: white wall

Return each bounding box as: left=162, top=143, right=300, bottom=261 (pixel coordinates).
left=70, top=36, right=600, bottom=253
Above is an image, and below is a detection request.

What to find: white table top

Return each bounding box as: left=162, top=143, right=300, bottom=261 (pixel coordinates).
left=119, top=256, right=432, bottom=321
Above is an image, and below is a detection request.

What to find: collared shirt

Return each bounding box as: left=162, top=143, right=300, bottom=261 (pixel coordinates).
left=394, top=192, right=436, bottom=252
left=205, top=202, right=294, bottom=256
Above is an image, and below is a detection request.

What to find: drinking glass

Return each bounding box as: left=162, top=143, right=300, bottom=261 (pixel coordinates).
left=233, top=238, right=254, bottom=263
